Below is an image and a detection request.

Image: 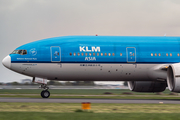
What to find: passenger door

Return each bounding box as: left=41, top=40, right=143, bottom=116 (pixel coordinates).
left=51, top=46, right=61, bottom=62
left=126, top=47, right=136, bottom=63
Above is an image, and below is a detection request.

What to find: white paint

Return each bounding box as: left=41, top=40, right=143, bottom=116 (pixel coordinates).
left=86, top=46, right=91, bottom=52
left=92, top=47, right=100, bottom=52
left=85, top=57, right=96, bottom=61
left=2, top=55, right=11, bottom=69
left=79, top=46, right=100, bottom=52
left=10, top=63, right=167, bottom=81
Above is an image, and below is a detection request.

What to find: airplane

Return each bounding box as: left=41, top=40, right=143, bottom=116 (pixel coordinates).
left=2, top=36, right=180, bottom=98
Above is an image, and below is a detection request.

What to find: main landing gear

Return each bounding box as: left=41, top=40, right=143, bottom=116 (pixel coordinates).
left=39, top=84, right=50, bottom=98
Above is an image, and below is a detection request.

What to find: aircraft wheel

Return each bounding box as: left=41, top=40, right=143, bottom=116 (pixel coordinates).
left=41, top=90, right=50, bottom=98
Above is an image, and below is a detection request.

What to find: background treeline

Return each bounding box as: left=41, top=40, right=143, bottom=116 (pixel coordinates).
left=2, top=80, right=95, bottom=86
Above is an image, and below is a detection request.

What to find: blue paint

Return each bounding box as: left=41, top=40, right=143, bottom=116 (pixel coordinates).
left=9, top=36, right=180, bottom=64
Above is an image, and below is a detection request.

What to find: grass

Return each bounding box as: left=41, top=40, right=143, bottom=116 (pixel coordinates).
left=0, top=112, right=180, bottom=120
left=0, top=103, right=180, bottom=120
left=0, top=103, right=180, bottom=113
left=0, top=89, right=179, bottom=120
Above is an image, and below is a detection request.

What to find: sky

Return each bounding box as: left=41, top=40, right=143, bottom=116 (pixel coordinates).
left=0, top=0, right=180, bottom=83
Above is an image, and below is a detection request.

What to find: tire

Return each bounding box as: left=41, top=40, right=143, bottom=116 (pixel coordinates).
left=41, top=90, right=50, bottom=98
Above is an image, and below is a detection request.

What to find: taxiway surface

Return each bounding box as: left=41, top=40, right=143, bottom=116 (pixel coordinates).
left=0, top=98, right=180, bottom=104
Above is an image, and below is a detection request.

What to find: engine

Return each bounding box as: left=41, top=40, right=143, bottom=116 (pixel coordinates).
left=167, top=63, right=180, bottom=92
left=128, top=81, right=167, bottom=92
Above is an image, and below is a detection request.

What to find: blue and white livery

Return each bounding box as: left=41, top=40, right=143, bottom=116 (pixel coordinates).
left=2, top=36, right=180, bottom=98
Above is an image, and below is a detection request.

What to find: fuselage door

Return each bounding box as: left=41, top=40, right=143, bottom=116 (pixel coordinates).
left=126, top=47, right=136, bottom=63
left=51, top=46, right=61, bottom=62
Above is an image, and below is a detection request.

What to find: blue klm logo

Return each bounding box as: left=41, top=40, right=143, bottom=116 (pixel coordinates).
left=29, top=48, right=37, bottom=56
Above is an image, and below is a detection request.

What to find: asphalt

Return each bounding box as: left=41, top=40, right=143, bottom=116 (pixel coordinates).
left=0, top=98, right=180, bottom=104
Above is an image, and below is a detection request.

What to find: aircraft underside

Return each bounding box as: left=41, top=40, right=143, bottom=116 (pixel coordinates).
left=11, top=63, right=167, bottom=81
left=6, top=63, right=171, bottom=98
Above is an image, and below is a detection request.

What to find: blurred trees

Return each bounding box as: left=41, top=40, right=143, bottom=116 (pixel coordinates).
left=64, top=81, right=72, bottom=86
left=123, top=81, right=128, bottom=86
left=11, top=82, right=20, bottom=85
left=48, top=81, right=62, bottom=85
left=4, top=80, right=95, bottom=86
left=73, top=81, right=95, bottom=86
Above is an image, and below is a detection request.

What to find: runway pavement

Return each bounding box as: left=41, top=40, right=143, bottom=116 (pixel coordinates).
left=0, top=98, right=180, bottom=104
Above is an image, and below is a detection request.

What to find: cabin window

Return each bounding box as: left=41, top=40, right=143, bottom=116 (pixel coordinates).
left=69, top=53, right=72, bottom=56
left=97, top=53, right=99, bottom=56
left=151, top=53, right=153, bottom=56
left=73, top=53, right=76, bottom=56
left=177, top=53, right=180, bottom=57
left=81, top=53, right=84, bottom=56
left=89, top=53, right=91, bottom=56
left=21, top=50, right=27, bottom=55
left=11, top=50, right=27, bottom=55
left=93, top=53, right=95, bottom=56
left=18, top=50, right=23, bottom=54
left=166, top=53, right=168, bottom=56
left=112, top=53, right=115, bottom=56
left=120, top=53, right=122, bottom=56
left=108, top=53, right=111, bottom=56
left=77, top=53, right=80, bottom=56
left=11, top=50, right=18, bottom=54
left=105, top=53, right=107, bottom=56
left=159, top=53, right=161, bottom=56
left=170, top=53, right=172, bottom=56
left=101, top=53, right=103, bottom=56
left=85, top=53, right=88, bottom=56
left=155, top=53, right=157, bottom=56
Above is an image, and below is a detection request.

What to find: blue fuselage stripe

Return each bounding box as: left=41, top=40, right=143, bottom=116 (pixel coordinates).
left=11, top=61, right=175, bottom=64
left=9, top=36, right=180, bottom=64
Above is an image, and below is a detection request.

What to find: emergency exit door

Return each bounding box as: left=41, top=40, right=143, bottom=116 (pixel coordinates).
left=126, top=47, right=136, bottom=63
left=51, top=46, right=61, bottom=62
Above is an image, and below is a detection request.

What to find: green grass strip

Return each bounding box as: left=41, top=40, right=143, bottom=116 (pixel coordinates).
left=0, top=103, right=180, bottom=113
left=0, top=112, right=180, bottom=120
